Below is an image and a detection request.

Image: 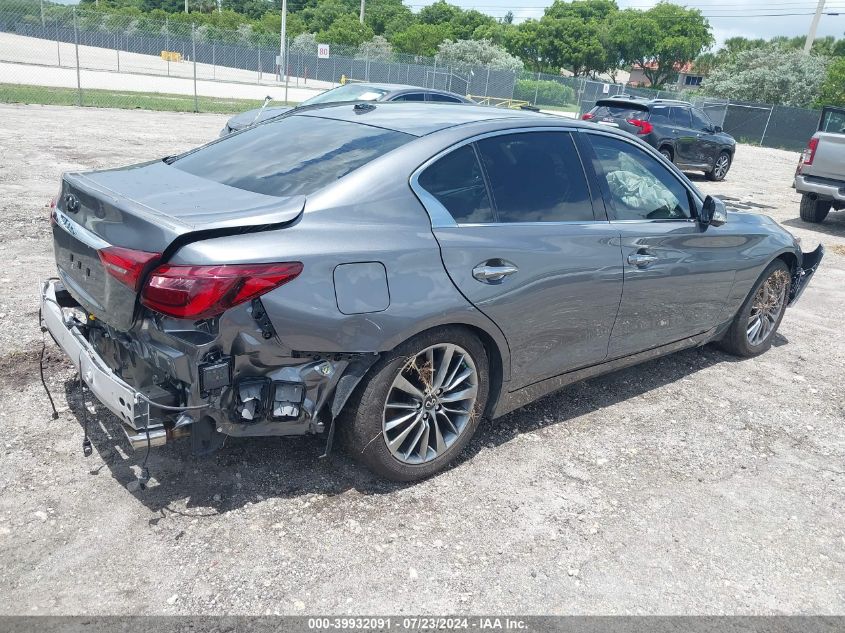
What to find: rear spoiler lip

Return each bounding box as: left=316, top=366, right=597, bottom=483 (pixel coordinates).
left=594, top=99, right=649, bottom=111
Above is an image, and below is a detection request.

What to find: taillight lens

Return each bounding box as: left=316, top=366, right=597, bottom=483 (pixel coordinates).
left=97, top=246, right=161, bottom=292
left=140, top=262, right=303, bottom=320
left=581, top=112, right=595, bottom=120
left=801, top=137, right=819, bottom=166
left=627, top=119, right=653, bottom=135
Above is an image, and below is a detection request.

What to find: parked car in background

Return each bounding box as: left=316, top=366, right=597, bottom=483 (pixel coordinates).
left=220, top=83, right=472, bottom=135
left=794, top=105, right=845, bottom=223
left=42, top=103, right=822, bottom=481
left=582, top=95, right=736, bottom=181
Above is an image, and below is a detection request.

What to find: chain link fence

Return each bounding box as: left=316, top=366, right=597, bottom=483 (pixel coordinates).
left=0, top=2, right=824, bottom=149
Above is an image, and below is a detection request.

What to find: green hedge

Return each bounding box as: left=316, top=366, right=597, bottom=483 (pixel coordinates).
left=513, top=79, right=576, bottom=106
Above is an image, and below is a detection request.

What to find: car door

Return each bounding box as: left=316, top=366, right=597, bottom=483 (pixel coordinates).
left=690, top=107, right=720, bottom=168
left=581, top=131, right=738, bottom=359
left=669, top=106, right=697, bottom=166
left=412, top=128, right=624, bottom=388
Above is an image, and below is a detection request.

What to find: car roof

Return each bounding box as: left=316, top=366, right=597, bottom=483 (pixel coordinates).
left=295, top=102, right=552, bottom=136
left=357, top=83, right=469, bottom=101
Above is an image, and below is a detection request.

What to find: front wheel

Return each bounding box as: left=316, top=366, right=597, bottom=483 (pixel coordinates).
left=341, top=327, right=489, bottom=481
left=718, top=260, right=791, bottom=358
left=706, top=151, right=731, bottom=181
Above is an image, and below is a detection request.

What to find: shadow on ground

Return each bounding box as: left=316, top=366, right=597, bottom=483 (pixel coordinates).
left=60, top=340, right=765, bottom=516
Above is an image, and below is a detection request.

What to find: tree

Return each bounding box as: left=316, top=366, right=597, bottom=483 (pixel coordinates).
left=290, top=31, right=317, bottom=53
left=703, top=48, right=829, bottom=108
left=507, top=19, right=543, bottom=72
left=418, top=0, right=461, bottom=26
left=616, top=3, right=713, bottom=87
left=318, top=13, right=373, bottom=47
left=363, top=0, right=414, bottom=37
left=359, top=34, right=393, bottom=60
left=817, top=57, right=845, bottom=106
left=539, top=16, right=607, bottom=76
left=436, top=38, right=522, bottom=71
left=545, top=0, right=617, bottom=23
left=391, top=22, right=451, bottom=56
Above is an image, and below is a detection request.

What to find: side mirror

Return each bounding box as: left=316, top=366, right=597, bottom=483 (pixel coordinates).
left=700, top=195, right=727, bottom=227
left=714, top=125, right=723, bottom=133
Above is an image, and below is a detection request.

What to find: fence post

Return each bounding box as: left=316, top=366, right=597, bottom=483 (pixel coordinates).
left=72, top=7, right=82, bottom=106
left=284, top=37, right=289, bottom=105
left=212, top=43, right=215, bottom=80
left=484, top=66, right=490, bottom=97
left=116, top=33, right=120, bottom=72
left=760, top=105, right=774, bottom=147
left=192, top=23, right=198, bottom=112
left=534, top=70, right=540, bottom=104
left=165, top=17, right=170, bottom=77
left=258, top=48, right=261, bottom=81
left=55, top=19, right=61, bottom=67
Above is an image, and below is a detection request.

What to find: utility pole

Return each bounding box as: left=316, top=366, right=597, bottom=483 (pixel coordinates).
left=359, top=0, right=365, bottom=24
left=804, top=0, right=826, bottom=53
left=184, top=0, right=188, bottom=14
left=280, top=0, right=287, bottom=80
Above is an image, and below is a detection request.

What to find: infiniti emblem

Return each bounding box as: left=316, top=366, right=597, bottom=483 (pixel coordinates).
left=64, top=193, right=80, bottom=213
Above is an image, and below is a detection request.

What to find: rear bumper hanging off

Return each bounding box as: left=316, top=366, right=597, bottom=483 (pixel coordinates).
left=789, top=244, right=824, bottom=306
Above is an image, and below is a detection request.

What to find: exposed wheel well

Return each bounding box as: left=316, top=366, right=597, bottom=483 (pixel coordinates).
left=659, top=145, right=674, bottom=159
left=776, top=252, right=798, bottom=275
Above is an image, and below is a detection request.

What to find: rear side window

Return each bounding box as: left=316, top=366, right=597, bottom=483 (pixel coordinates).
left=648, top=105, right=671, bottom=124
left=475, top=132, right=593, bottom=223
left=417, top=145, right=494, bottom=223
left=173, top=116, right=412, bottom=197
left=690, top=108, right=713, bottom=131
left=670, top=107, right=692, bottom=127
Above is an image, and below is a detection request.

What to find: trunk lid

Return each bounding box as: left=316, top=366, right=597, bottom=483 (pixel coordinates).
left=53, top=160, right=305, bottom=331
left=808, top=132, right=845, bottom=181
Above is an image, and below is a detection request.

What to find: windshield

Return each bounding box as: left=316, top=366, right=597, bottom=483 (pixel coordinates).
left=301, top=84, right=390, bottom=106
left=173, top=115, right=412, bottom=197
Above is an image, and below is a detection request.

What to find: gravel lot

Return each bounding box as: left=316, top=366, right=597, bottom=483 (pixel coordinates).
left=0, top=104, right=843, bottom=616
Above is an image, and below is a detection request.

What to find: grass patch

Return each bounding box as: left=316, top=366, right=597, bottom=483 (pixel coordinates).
left=0, top=83, right=296, bottom=114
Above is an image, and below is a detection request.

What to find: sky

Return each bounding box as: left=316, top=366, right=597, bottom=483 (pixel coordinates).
left=407, top=0, right=845, bottom=47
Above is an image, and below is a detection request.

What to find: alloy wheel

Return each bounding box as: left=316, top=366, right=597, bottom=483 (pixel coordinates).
left=746, top=269, right=789, bottom=346
left=382, top=343, right=479, bottom=465
left=714, top=154, right=730, bottom=179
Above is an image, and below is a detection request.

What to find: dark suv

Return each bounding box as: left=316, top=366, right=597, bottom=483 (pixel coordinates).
left=582, top=96, right=736, bottom=181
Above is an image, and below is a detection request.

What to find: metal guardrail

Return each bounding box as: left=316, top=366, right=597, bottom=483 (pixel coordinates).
left=467, top=95, right=530, bottom=109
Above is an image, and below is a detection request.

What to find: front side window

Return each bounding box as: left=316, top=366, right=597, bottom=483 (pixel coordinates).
left=417, top=144, right=494, bottom=224
left=429, top=94, right=462, bottom=103
left=475, top=132, right=593, bottom=223
left=690, top=108, right=713, bottom=131
left=173, top=115, right=411, bottom=197
left=587, top=134, right=692, bottom=221
left=392, top=93, right=426, bottom=102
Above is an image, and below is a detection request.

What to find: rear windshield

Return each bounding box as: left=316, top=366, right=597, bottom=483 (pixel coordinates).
left=302, top=84, right=389, bottom=105
left=819, top=108, right=845, bottom=134
left=172, top=115, right=412, bottom=197
left=592, top=104, right=648, bottom=120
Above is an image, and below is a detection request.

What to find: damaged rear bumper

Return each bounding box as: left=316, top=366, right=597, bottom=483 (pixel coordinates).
left=40, top=279, right=160, bottom=449
left=789, top=244, right=825, bottom=305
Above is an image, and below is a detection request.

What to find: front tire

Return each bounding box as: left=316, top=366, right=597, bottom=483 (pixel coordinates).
left=341, top=327, right=489, bottom=482
left=799, top=194, right=830, bottom=223
left=706, top=151, right=731, bottom=181
left=718, top=260, right=791, bottom=358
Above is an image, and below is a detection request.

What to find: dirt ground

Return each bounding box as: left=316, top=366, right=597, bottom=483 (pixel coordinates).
left=0, top=104, right=842, bottom=615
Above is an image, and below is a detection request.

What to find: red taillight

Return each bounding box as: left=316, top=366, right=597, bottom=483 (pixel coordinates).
left=140, top=262, right=303, bottom=320
left=97, top=246, right=161, bottom=292
left=802, top=137, right=819, bottom=166
left=627, top=119, right=653, bottom=135
left=581, top=112, right=595, bottom=120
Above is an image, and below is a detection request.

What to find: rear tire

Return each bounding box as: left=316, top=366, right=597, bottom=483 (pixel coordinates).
left=659, top=147, right=674, bottom=163
left=799, top=194, right=830, bottom=223
left=718, top=259, right=791, bottom=358
left=340, top=327, right=489, bottom=482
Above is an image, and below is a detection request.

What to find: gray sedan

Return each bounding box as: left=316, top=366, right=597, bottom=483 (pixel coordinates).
left=42, top=103, right=823, bottom=481
left=221, top=82, right=472, bottom=135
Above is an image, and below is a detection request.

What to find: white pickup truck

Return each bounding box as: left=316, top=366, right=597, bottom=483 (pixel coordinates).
left=794, top=105, right=845, bottom=223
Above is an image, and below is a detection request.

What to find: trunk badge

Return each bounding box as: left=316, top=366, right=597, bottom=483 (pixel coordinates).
left=64, top=193, right=80, bottom=213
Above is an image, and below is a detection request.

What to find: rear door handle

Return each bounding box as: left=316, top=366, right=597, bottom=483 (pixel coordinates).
left=627, top=253, right=658, bottom=268
left=472, top=261, right=518, bottom=283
